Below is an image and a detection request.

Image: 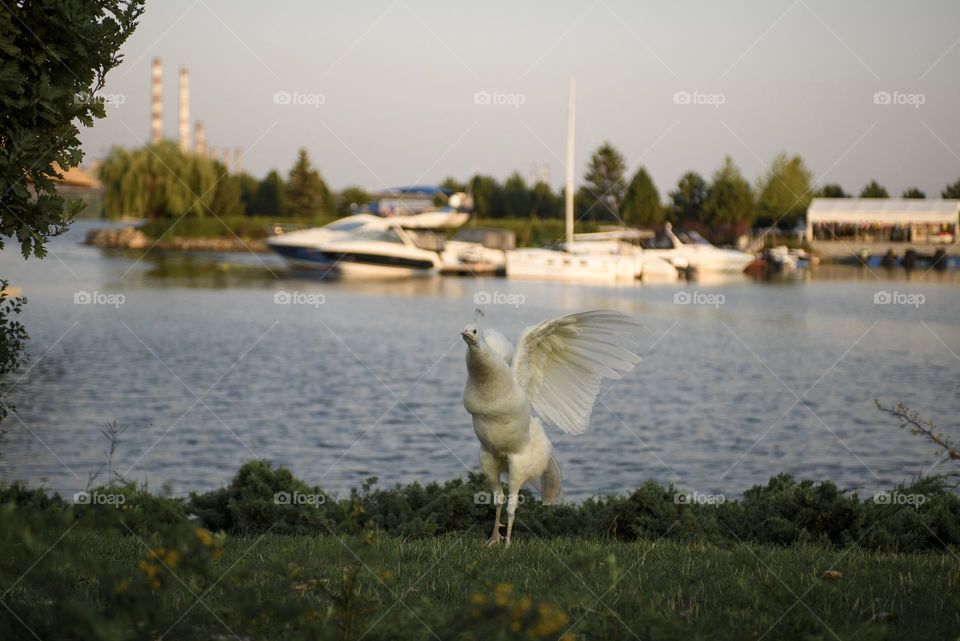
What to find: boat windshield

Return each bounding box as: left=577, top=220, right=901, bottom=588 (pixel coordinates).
left=677, top=230, right=712, bottom=246
left=324, top=218, right=369, bottom=232
left=352, top=225, right=404, bottom=244
left=645, top=230, right=678, bottom=249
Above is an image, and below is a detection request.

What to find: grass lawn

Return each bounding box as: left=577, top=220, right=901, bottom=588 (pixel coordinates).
left=45, top=531, right=959, bottom=641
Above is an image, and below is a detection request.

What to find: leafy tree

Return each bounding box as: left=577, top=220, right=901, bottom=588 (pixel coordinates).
left=0, top=282, right=28, bottom=428
left=702, top=156, right=754, bottom=227
left=817, top=183, right=847, bottom=198
left=860, top=180, right=889, bottom=198
left=668, top=171, right=708, bottom=224
left=503, top=172, right=533, bottom=218
left=0, top=0, right=144, bottom=257
left=469, top=175, right=505, bottom=219
left=336, top=186, right=370, bottom=217
left=250, top=170, right=287, bottom=217
left=209, top=165, right=244, bottom=217
left=0, top=0, right=143, bottom=427
left=942, top=179, right=960, bottom=199
left=621, top=167, right=662, bottom=226
left=438, top=176, right=466, bottom=193
left=531, top=181, right=561, bottom=219
left=100, top=142, right=218, bottom=219
left=901, top=187, right=925, bottom=199
left=285, top=148, right=333, bottom=217
left=580, top=142, right=626, bottom=221
left=235, top=173, right=259, bottom=215
left=754, top=153, right=813, bottom=229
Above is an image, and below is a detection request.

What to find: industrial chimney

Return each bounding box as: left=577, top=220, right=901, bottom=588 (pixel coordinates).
left=233, top=147, right=241, bottom=174
left=150, top=57, right=162, bottom=144
left=194, top=121, right=206, bottom=156
left=221, top=148, right=230, bottom=169
left=209, top=146, right=218, bottom=162
left=178, top=65, right=190, bottom=152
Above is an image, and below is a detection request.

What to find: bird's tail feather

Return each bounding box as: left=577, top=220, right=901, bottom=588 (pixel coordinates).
left=540, top=455, right=562, bottom=505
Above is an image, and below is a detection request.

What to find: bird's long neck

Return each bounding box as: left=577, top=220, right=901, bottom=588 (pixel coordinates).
left=466, top=344, right=504, bottom=385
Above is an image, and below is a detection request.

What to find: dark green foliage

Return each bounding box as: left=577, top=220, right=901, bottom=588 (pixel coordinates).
left=189, top=460, right=335, bottom=534
left=817, top=183, right=847, bottom=198
left=0, top=281, right=28, bottom=425
left=668, top=171, right=708, bottom=223
left=209, top=162, right=245, bottom=217
left=182, top=462, right=960, bottom=554
left=250, top=169, right=288, bottom=216
left=469, top=174, right=506, bottom=219
left=754, top=152, right=812, bottom=229
left=503, top=172, right=533, bottom=218
left=286, top=148, right=334, bottom=217
left=860, top=180, right=889, bottom=198
left=901, top=187, right=925, bottom=199
left=0, top=0, right=144, bottom=258
left=861, top=476, right=960, bottom=552
left=702, top=155, right=754, bottom=226
left=235, top=172, right=259, bottom=214
left=942, top=178, right=960, bottom=199
left=99, top=142, right=240, bottom=219
left=335, top=185, right=370, bottom=217
left=580, top=141, right=626, bottom=221
left=621, top=167, right=662, bottom=226
left=717, top=474, right=865, bottom=546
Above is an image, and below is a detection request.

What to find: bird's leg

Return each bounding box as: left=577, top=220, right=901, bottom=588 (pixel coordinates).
left=504, top=490, right=519, bottom=548
left=487, top=487, right=504, bottom=546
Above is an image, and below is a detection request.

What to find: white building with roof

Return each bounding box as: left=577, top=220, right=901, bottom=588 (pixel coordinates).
left=806, top=198, right=959, bottom=254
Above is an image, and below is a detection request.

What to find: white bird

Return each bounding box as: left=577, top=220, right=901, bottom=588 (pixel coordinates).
left=461, top=308, right=643, bottom=547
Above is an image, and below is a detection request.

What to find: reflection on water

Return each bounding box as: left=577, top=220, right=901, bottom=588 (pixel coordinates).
left=1, top=221, right=958, bottom=500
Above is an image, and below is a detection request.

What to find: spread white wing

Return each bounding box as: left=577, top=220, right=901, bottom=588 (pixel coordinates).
left=511, top=310, right=643, bottom=434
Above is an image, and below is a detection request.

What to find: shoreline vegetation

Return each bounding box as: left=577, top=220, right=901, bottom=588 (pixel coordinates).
left=2, top=461, right=959, bottom=640
left=84, top=216, right=607, bottom=253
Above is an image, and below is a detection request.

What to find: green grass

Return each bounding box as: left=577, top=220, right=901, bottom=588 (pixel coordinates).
left=37, top=531, right=960, bottom=640
left=136, top=215, right=600, bottom=247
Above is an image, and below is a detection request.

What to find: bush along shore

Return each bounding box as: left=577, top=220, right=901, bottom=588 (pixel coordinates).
left=83, top=216, right=602, bottom=253
left=2, top=461, right=959, bottom=640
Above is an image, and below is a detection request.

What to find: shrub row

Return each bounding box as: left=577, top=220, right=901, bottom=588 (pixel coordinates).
left=2, top=461, right=958, bottom=553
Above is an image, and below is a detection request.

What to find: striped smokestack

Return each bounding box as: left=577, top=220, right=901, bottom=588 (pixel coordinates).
left=194, top=121, right=206, bottom=156
left=221, top=148, right=230, bottom=169
left=233, top=147, right=241, bottom=174
left=178, top=65, right=190, bottom=152
left=209, top=146, right=218, bottom=162
left=150, top=57, right=162, bottom=144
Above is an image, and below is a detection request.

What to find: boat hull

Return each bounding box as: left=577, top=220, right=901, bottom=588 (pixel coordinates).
left=506, top=249, right=636, bottom=283
left=268, top=243, right=436, bottom=278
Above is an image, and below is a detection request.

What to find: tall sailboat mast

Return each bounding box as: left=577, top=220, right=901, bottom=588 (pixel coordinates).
left=565, top=78, right=576, bottom=248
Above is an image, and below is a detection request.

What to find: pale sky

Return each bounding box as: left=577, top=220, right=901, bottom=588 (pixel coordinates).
left=81, top=0, right=960, bottom=197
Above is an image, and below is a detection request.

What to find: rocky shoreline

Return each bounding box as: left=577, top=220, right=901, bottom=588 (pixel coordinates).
left=85, top=226, right=269, bottom=253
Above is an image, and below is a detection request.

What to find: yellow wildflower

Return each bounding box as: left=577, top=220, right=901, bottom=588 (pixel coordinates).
left=494, top=583, right=513, bottom=606
left=162, top=549, right=179, bottom=568
left=195, top=528, right=213, bottom=546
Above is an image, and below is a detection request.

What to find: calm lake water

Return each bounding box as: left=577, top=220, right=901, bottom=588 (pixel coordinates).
left=1, top=220, right=957, bottom=500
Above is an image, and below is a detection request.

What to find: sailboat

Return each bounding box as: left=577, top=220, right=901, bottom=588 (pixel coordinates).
left=505, top=80, right=659, bottom=283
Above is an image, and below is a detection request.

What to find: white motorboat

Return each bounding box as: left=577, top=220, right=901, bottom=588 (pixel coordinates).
left=439, top=227, right=514, bottom=273
left=643, top=223, right=754, bottom=275
left=267, top=213, right=448, bottom=278
left=567, top=230, right=681, bottom=282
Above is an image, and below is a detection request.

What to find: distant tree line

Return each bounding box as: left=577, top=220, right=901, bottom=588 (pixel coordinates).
left=440, top=144, right=960, bottom=243
left=100, top=141, right=960, bottom=241
left=101, top=145, right=356, bottom=220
